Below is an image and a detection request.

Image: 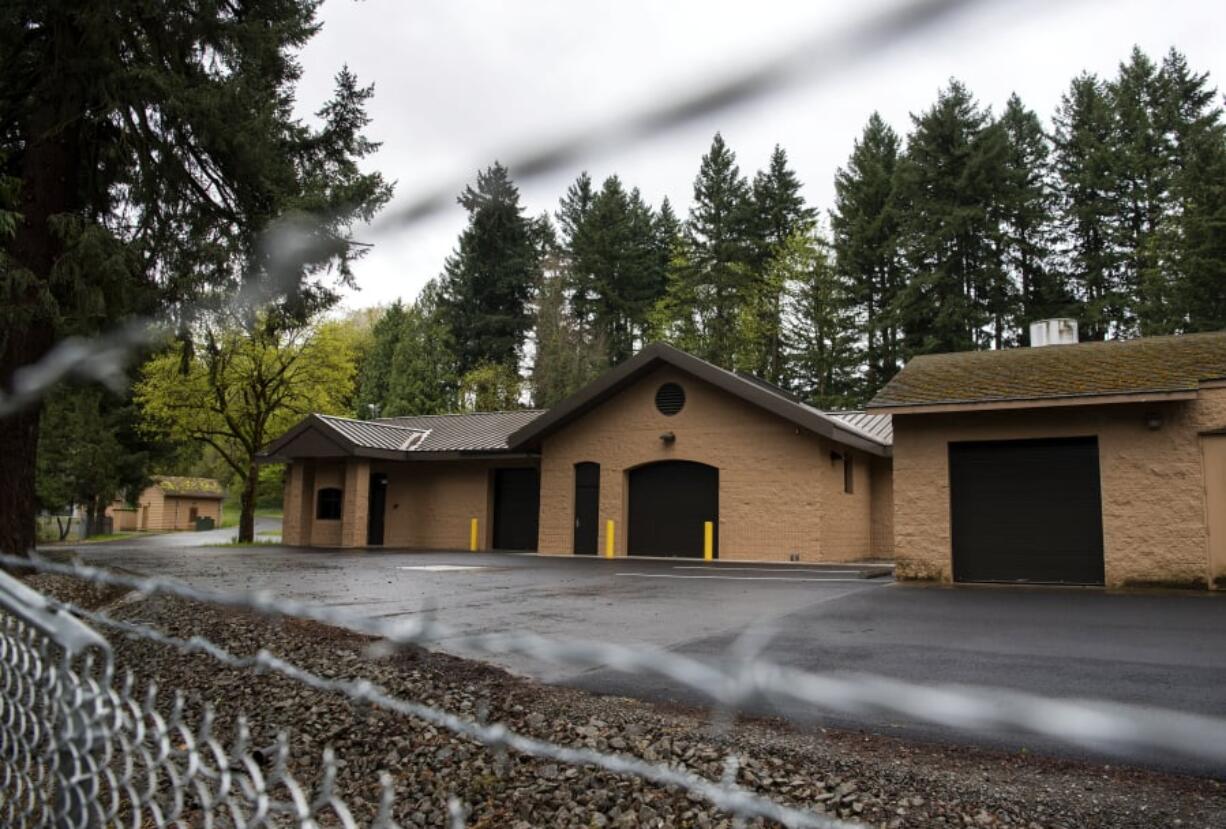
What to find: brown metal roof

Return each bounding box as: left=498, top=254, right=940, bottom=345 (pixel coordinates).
left=868, top=331, right=1226, bottom=411
left=507, top=342, right=891, bottom=456
left=260, top=410, right=546, bottom=461
left=376, top=409, right=545, bottom=452
left=825, top=411, right=893, bottom=443
left=315, top=415, right=431, bottom=451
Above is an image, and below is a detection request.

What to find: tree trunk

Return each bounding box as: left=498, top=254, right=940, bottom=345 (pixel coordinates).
left=0, top=37, right=84, bottom=557
left=238, top=467, right=258, bottom=543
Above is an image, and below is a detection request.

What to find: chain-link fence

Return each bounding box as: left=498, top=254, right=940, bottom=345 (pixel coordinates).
left=5, top=556, right=1226, bottom=828
left=0, top=569, right=415, bottom=829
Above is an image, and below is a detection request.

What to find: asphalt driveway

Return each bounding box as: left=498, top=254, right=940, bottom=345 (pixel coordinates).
left=60, top=532, right=1226, bottom=774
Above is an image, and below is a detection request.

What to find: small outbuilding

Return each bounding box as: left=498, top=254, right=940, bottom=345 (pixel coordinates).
left=868, top=322, right=1226, bottom=589
left=107, top=476, right=225, bottom=532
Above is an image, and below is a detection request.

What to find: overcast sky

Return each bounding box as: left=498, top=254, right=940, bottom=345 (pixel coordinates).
left=290, top=0, right=1225, bottom=313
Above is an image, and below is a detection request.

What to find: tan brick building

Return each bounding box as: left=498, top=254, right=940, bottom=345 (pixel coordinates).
left=107, top=476, right=224, bottom=532
left=266, top=330, right=1226, bottom=587
left=868, top=323, right=1226, bottom=589
left=264, top=344, right=893, bottom=562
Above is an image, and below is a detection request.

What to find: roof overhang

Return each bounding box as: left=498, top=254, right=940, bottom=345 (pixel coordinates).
left=507, top=342, right=891, bottom=457
left=257, top=414, right=538, bottom=463
left=868, top=389, right=1198, bottom=415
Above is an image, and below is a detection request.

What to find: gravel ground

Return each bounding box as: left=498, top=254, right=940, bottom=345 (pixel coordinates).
left=23, top=574, right=1225, bottom=829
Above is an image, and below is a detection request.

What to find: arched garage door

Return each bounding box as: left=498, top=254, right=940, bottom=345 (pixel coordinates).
left=628, top=461, right=718, bottom=558
left=949, top=437, right=1105, bottom=584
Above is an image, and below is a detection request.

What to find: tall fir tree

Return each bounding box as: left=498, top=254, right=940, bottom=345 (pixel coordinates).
left=1053, top=73, right=1123, bottom=340
left=439, top=163, right=542, bottom=376
left=998, top=94, right=1066, bottom=337
left=830, top=113, right=905, bottom=397
left=781, top=229, right=859, bottom=409
left=0, top=2, right=391, bottom=554
left=747, top=145, right=815, bottom=382
left=1108, top=48, right=1171, bottom=335
left=669, top=133, right=756, bottom=367
left=354, top=301, right=407, bottom=419
left=894, top=81, right=1013, bottom=355
left=531, top=258, right=605, bottom=408
left=1157, top=49, right=1226, bottom=331
left=384, top=280, right=459, bottom=416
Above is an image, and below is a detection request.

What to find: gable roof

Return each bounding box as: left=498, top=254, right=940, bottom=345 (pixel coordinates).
left=153, top=476, right=225, bottom=499
left=868, top=331, right=1226, bottom=412
left=506, top=342, right=891, bottom=456
left=375, top=410, right=546, bottom=451
left=259, top=410, right=545, bottom=461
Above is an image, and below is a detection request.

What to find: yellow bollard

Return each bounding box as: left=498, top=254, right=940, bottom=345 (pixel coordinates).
left=605, top=520, right=615, bottom=559
left=704, top=521, right=714, bottom=561
left=470, top=517, right=478, bottom=552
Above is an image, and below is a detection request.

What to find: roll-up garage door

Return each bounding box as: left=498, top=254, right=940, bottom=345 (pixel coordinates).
left=628, top=461, right=718, bottom=558
left=949, top=437, right=1105, bottom=584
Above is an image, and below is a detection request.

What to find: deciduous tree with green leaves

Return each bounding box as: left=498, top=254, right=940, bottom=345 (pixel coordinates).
left=137, top=315, right=357, bottom=542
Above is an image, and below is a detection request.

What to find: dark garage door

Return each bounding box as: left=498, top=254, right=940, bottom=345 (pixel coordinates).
left=493, top=468, right=540, bottom=551
left=950, top=437, right=1105, bottom=585
left=628, top=461, right=718, bottom=558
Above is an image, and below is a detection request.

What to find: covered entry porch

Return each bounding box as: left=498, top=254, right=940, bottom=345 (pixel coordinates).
left=261, top=412, right=544, bottom=551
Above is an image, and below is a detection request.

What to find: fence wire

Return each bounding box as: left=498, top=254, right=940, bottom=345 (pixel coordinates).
left=4, top=552, right=1226, bottom=828
left=0, top=564, right=862, bottom=829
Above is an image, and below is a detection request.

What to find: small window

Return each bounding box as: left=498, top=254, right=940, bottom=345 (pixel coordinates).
left=316, top=487, right=343, bottom=520
left=843, top=455, right=854, bottom=494
left=655, top=383, right=686, bottom=416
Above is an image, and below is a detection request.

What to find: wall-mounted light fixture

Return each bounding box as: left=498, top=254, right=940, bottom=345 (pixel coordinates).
left=659, top=431, right=676, bottom=444
left=1145, top=412, right=1163, bottom=431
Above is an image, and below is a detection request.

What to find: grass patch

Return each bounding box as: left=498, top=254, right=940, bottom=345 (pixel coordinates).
left=42, top=531, right=145, bottom=545
left=205, top=538, right=283, bottom=548
left=255, top=530, right=282, bottom=538
left=220, top=500, right=283, bottom=528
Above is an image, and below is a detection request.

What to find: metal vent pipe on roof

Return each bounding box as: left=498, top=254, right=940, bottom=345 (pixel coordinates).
left=1029, top=318, right=1079, bottom=347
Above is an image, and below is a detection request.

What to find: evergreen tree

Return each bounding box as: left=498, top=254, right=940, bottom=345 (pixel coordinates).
left=998, top=94, right=1066, bottom=336
left=831, top=113, right=905, bottom=396
left=385, top=281, right=460, bottom=416
left=748, top=145, right=815, bottom=381
left=1108, top=48, right=1171, bottom=335
left=894, top=81, right=1013, bottom=355
left=531, top=262, right=605, bottom=408
left=1, top=2, right=391, bottom=554
left=781, top=229, right=859, bottom=409
left=354, top=302, right=407, bottom=419
left=439, top=163, right=542, bottom=375
left=36, top=386, right=158, bottom=537
left=671, top=133, right=756, bottom=367
left=556, top=171, right=598, bottom=330
left=1054, top=73, right=1123, bottom=340
left=1158, top=49, right=1226, bottom=331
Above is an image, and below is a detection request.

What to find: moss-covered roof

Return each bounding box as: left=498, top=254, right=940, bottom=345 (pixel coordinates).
left=153, top=475, right=225, bottom=499
left=868, top=331, right=1226, bottom=409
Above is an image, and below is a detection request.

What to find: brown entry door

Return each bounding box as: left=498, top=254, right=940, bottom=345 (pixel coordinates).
left=573, top=462, right=599, bottom=555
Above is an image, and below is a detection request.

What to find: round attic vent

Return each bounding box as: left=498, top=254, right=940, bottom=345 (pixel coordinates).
left=655, top=383, right=686, bottom=416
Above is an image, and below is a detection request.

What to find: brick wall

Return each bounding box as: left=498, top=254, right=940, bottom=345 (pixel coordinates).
left=537, top=365, right=887, bottom=562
